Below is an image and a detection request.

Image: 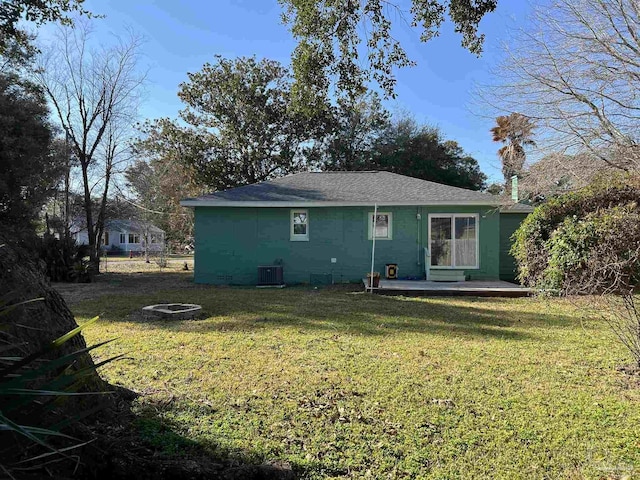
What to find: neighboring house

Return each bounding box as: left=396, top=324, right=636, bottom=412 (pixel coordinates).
left=73, top=219, right=166, bottom=253
left=180, top=171, right=532, bottom=285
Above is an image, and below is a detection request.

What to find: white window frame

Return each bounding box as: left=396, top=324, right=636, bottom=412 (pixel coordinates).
left=428, top=213, right=479, bottom=269
left=128, top=233, right=140, bottom=244
left=290, top=209, right=309, bottom=241
left=368, top=212, right=393, bottom=240
left=120, top=233, right=126, bottom=244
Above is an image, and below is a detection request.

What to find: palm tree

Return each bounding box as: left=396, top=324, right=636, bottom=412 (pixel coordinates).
left=491, top=113, right=536, bottom=192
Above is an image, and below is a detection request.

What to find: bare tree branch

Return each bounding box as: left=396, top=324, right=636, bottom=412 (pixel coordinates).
left=481, top=0, right=640, bottom=173
left=34, top=21, right=145, bottom=272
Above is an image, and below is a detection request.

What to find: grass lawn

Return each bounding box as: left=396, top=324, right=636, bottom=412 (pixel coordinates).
left=65, top=274, right=640, bottom=479
left=99, top=255, right=194, bottom=274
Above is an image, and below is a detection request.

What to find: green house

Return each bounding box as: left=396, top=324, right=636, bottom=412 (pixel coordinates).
left=181, top=171, right=531, bottom=285
left=498, top=203, right=534, bottom=283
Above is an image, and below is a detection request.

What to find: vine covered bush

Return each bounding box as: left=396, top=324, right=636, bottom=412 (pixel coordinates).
left=512, top=174, right=640, bottom=294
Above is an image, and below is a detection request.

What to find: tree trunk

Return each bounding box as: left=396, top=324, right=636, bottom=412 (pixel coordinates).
left=80, top=158, right=99, bottom=274
left=64, top=162, right=71, bottom=242
left=94, top=168, right=112, bottom=271
left=64, top=133, right=71, bottom=243
left=0, top=235, right=108, bottom=397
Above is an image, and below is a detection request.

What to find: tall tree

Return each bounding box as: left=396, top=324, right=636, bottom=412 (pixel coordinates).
left=124, top=160, right=160, bottom=262
left=279, top=0, right=497, bottom=103
left=487, top=0, right=640, bottom=171
left=370, top=116, right=487, bottom=190
left=132, top=119, right=207, bottom=248
left=490, top=113, right=535, bottom=190
left=0, top=72, right=64, bottom=231
left=519, top=151, right=616, bottom=201
left=323, top=113, right=486, bottom=189
left=0, top=0, right=92, bottom=54
left=322, top=92, right=390, bottom=171
left=35, top=23, right=144, bottom=272
left=173, top=55, right=328, bottom=190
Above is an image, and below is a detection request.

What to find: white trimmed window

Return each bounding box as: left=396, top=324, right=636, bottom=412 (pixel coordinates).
left=120, top=233, right=126, bottom=244
left=368, top=212, right=393, bottom=240
left=290, top=210, right=309, bottom=241
left=428, top=214, right=478, bottom=269
left=128, top=233, right=140, bottom=244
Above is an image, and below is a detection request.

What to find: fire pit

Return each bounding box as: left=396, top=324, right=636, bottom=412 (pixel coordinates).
left=141, top=303, right=202, bottom=320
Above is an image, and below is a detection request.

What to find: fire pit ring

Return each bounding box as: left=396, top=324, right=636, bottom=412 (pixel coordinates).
left=141, top=303, right=202, bottom=320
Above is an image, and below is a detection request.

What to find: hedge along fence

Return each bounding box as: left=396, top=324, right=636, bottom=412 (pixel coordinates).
left=512, top=173, right=640, bottom=294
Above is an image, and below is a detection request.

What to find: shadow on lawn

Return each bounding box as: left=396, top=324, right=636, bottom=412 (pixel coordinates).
left=119, top=396, right=368, bottom=480
left=76, top=285, right=580, bottom=341
left=81, top=391, right=302, bottom=480
left=183, top=302, right=531, bottom=340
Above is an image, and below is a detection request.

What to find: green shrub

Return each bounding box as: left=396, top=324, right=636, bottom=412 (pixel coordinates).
left=37, top=234, right=92, bottom=282
left=512, top=173, right=640, bottom=293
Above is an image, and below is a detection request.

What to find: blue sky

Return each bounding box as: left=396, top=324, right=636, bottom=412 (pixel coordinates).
left=39, top=0, right=534, bottom=183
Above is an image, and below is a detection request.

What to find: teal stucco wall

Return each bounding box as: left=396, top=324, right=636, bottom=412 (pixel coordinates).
left=193, top=205, right=500, bottom=285
left=499, top=212, right=529, bottom=283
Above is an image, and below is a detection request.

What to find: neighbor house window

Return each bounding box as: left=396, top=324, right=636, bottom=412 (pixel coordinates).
left=128, top=233, right=140, bottom=244
left=429, top=214, right=478, bottom=268
left=103, top=232, right=109, bottom=245
left=120, top=233, right=126, bottom=244
left=290, top=210, right=309, bottom=241
left=368, top=212, right=393, bottom=240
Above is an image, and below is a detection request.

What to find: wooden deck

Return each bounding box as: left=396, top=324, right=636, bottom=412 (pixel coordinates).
left=363, top=278, right=532, bottom=297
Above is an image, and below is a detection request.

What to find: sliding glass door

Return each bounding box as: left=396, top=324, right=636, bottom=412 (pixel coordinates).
left=429, top=214, right=478, bottom=269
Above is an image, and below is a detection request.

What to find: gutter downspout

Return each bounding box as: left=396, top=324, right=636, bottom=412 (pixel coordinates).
left=369, top=203, right=378, bottom=293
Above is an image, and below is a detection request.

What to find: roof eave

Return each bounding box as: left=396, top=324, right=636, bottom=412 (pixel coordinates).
left=180, top=199, right=500, bottom=208
left=500, top=207, right=535, bottom=214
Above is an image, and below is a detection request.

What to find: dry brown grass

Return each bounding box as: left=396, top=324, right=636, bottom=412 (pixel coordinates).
left=99, top=255, right=194, bottom=274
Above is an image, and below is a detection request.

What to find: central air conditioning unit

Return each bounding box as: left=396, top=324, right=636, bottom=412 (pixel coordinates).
left=257, top=265, right=284, bottom=286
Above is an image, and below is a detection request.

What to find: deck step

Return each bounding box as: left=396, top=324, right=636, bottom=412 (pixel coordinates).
left=429, top=270, right=466, bottom=282
left=362, top=278, right=532, bottom=298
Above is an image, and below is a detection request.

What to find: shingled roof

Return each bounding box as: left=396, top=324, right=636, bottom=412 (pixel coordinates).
left=181, top=171, right=498, bottom=207
left=105, top=219, right=165, bottom=234
left=71, top=218, right=165, bottom=234
left=499, top=203, right=535, bottom=214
